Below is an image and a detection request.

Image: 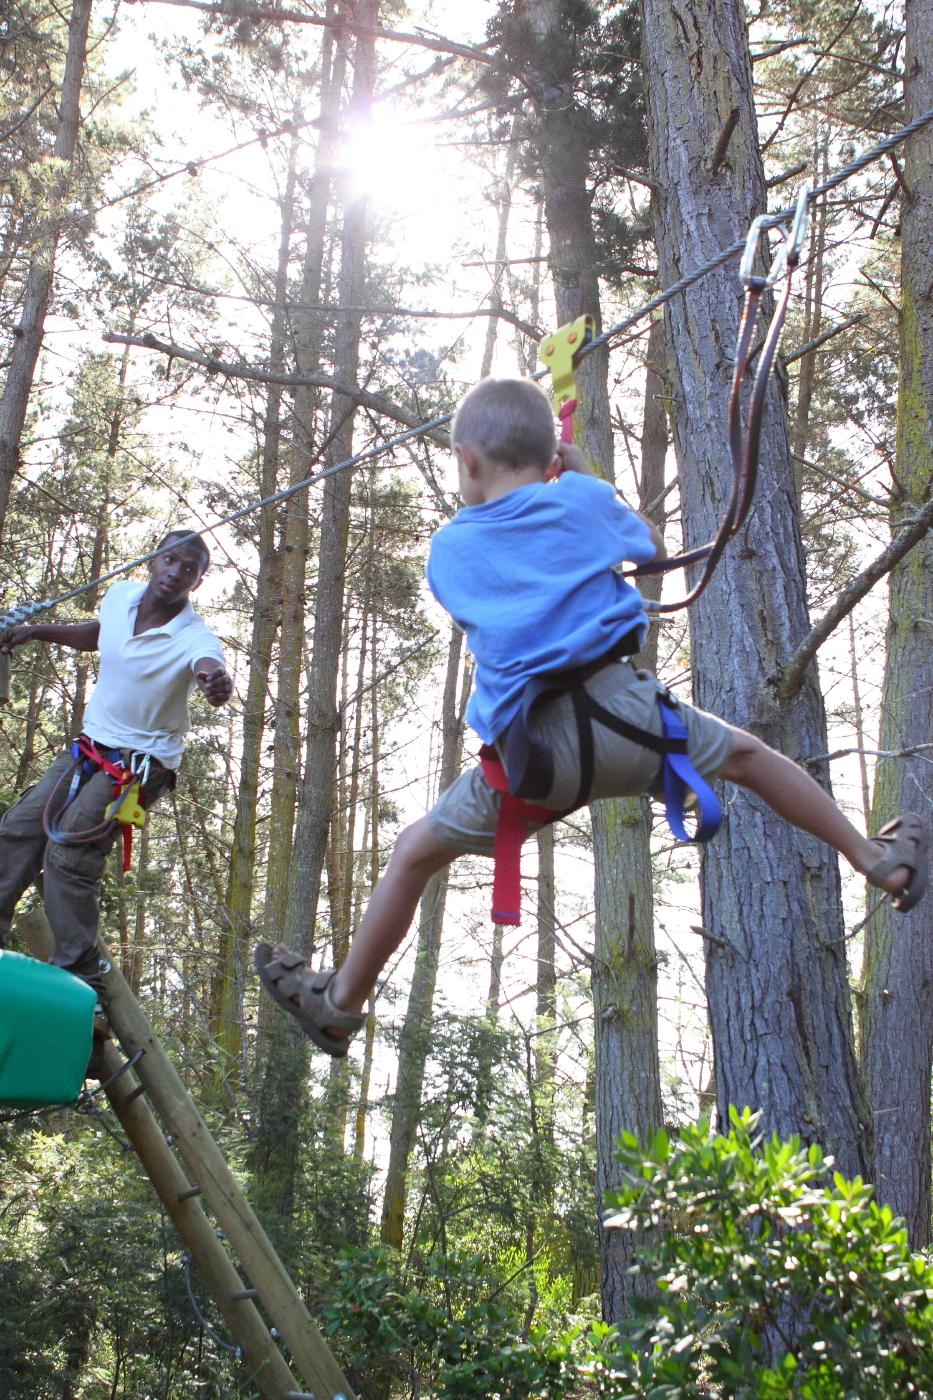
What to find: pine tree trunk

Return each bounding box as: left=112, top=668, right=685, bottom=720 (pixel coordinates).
left=253, top=3, right=377, bottom=1217
left=859, top=0, right=933, bottom=1245
left=642, top=0, right=869, bottom=1176
left=213, top=139, right=297, bottom=1064
left=283, top=4, right=376, bottom=953
left=0, top=0, right=93, bottom=536
left=380, top=626, right=467, bottom=1248
left=527, top=0, right=664, bottom=1320
left=250, top=9, right=348, bottom=1205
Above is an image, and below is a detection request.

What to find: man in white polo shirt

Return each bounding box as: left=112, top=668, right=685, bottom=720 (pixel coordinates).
left=0, top=529, right=232, bottom=989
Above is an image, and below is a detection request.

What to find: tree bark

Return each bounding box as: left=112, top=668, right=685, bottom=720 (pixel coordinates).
left=859, top=0, right=933, bottom=1246
left=0, top=0, right=93, bottom=537
left=380, top=626, right=467, bottom=1248
left=282, top=3, right=376, bottom=955
left=527, top=0, right=664, bottom=1320
left=642, top=0, right=869, bottom=1176
left=250, top=8, right=350, bottom=1208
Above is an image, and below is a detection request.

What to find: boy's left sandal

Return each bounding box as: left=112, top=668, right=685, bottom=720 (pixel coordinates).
left=865, top=812, right=929, bottom=913
left=254, top=943, right=365, bottom=1058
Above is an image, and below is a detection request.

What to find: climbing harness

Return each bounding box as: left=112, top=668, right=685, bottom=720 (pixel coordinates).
left=479, top=638, right=721, bottom=925
left=42, top=736, right=150, bottom=873
left=627, top=184, right=811, bottom=611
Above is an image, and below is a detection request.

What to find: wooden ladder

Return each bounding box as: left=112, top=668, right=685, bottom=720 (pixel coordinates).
left=18, top=910, right=355, bottom=1400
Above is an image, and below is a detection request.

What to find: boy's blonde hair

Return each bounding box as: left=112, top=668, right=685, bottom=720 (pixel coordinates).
left=452, top=378, right=556, bottom=472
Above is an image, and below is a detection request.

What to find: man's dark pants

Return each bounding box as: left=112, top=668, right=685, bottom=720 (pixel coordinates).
left=0, top=747, right=171, bottom=984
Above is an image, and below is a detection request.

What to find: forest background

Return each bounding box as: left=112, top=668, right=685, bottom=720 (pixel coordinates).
left=0, top=0, right=931, bottom=1394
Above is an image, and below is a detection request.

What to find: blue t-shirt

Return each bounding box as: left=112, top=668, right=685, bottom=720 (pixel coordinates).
left=426, top=471, right=656, bottom=742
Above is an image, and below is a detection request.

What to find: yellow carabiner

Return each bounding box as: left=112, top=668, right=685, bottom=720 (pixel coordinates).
left=538, top=314, right=595, bottom=410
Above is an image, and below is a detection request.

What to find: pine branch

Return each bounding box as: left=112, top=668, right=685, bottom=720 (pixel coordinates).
left=782, top=313, right=865, bottom=364
left=123, top=275, right=543, bottom=336
left=101, top=331, right=451, bottom=443
left=777, top=497, right=933, bottom=701
left=125, top=0, right=496, bottom=65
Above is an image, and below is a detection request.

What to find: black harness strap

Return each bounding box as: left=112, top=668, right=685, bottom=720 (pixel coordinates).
left=501, top=631, right=642, bottom=804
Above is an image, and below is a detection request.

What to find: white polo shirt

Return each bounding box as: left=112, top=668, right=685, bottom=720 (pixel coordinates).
left=82, top=581, right=226, bottom=769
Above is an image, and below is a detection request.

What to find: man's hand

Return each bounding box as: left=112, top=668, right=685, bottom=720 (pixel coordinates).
left=0, top=625, right=34, bottom=653
left=195, top=665, right=234, bottom=708
left=554, top=441, right=593, bottom=476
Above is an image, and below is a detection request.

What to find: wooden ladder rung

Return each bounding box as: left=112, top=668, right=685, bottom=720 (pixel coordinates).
left=123, top=1083, right=147, bottom=1104
left=230, top=1287, right=258, bottom=1300
left=177, top=1185, right=202, bottom=1201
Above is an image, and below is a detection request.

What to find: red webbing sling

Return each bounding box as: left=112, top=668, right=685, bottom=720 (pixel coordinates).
left=479, top=746, right=563, bottom=926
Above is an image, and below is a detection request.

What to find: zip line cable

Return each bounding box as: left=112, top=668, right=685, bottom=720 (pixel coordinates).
left=2, top=104, right=932, bottom=639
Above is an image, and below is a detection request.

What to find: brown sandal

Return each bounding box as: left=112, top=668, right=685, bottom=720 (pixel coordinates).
left=865, top=812, right=929, bottom=913
left=254, top=944, right=365, bottom=1057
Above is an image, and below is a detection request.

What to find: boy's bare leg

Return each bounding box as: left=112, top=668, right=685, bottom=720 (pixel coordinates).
left=721, top=730, right=911, bottom=891
left=272, top=816, right=464, bottom=1034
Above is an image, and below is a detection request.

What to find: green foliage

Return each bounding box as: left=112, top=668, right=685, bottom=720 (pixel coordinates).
left=323, top=1245, right=580, bottom=1399
left=598, top=1108, right=933, bottom=1397
left=0, top=1119, right=252, bottom=1398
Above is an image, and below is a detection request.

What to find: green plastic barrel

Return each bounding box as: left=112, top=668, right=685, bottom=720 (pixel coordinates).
left=0, top=950, right=97, bottom=1107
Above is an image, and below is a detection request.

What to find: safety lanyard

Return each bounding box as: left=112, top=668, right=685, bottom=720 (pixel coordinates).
left=627, top=185, right=811, bottom=611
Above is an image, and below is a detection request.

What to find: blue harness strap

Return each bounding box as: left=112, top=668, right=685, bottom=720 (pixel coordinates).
left=655, top=689, right=721, bottom=842
left=496, top=656, right=721, bottom=845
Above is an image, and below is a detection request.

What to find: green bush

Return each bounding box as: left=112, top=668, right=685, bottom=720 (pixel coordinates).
left=322, top=1245, right=581, bottom=1399
left=598, top=1106, right=933, bottom=1397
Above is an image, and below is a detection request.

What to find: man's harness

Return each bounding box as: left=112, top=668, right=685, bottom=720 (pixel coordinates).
left=478, top=634, right=721, bottom=925
left=42, top=736, right=153, bottom=872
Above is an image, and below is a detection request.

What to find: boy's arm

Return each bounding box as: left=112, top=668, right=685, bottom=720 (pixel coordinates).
left=555, top=442, right=667, bottom=561
left=0, top=620, right=100, bottom=653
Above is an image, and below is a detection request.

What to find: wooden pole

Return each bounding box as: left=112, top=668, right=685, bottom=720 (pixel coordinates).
left=100, top=1039, right=306, bottom=1400
left=0, top=651, right=10, bottom=705
left=97, top=944, right=354, bottom=1400
left=16, top=909, right=350, bottom=1399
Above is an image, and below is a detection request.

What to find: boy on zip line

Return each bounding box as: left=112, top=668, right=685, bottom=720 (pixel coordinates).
left=257, top=378, right=928, bottom=1055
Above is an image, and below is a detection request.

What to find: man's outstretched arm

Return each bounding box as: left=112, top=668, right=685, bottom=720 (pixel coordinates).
left=1, top=621, right=100, bottom=653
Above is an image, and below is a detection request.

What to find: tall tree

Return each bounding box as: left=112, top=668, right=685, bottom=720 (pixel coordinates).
left=859, top=0, right=933, bottom=1246
left=253, top=0, right=378, bottom=1217
left=0, top=0, right=92, bottom=536
left=521, top=0, right=665, bottom=1319
left=642, top=0, right=869, bottom=1175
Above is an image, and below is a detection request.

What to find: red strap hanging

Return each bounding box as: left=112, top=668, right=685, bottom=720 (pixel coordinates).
left=557, top=397, right=577, bottom=444
left=479, top=747, right=558, bottom=926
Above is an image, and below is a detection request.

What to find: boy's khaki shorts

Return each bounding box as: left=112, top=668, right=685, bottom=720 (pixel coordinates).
left=427, top=660, right=735, bottom=856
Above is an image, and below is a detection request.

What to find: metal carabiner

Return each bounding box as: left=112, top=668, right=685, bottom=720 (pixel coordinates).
left=739, top=184, right=811, bottom=289
left=130, top=751, right=151, bottom=788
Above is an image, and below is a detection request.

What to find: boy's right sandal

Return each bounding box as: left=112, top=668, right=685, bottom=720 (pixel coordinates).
left=254, top=944, right=366, bottom=1057
left=865, top=812, right=929, bottom=913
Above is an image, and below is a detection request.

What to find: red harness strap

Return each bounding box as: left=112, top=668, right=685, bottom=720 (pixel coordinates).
left=557, top=397, right=577, bottom=444
left=479, top=746, right=561, bottom=926
left=74, top=737, right=140, bottom=873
